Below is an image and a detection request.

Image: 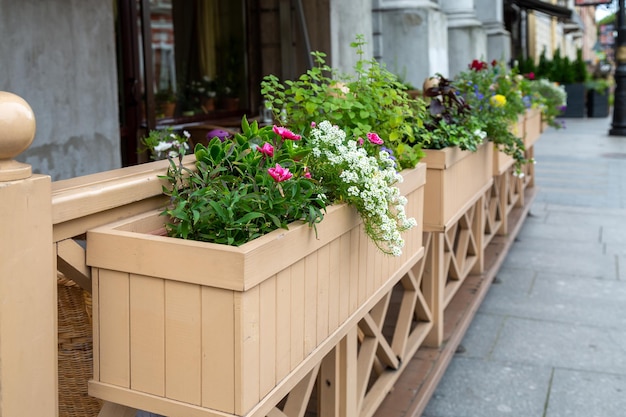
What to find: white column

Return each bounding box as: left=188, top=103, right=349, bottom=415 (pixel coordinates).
left=440, top=0, right=487, bottom=78
left=374, top=0, right=448, bottom=88
left=475, top=0, right=511, bottom=65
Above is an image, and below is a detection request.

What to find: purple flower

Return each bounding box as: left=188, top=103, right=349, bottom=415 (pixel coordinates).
left=206, top=129, right=231, bottom=142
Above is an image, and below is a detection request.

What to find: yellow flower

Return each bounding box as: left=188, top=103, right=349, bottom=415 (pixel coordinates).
left=490, top=94, right=507, bottom=107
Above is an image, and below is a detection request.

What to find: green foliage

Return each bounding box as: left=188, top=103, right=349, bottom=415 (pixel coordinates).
left=141, top=128, right=190, bottom=160
left=160, top=117, right=326, bottom=246
left=572, top=48, right=589, bottom=83
left=418, top=74, right=487, bottom=151
left=528, top=79, right=566, bottom=129
left=536, top=48, right=552, bottom=80
left=454, top=59, right=528, bottom=170
left=261, top=34, right=426, bottom=170
left=536, top=47, right=587, bottom=85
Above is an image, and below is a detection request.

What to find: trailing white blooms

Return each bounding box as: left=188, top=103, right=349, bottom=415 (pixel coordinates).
left=308, top=120, right=417, bottom=256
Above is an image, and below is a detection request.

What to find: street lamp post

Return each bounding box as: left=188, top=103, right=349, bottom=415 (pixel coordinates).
left=610, top=0, right=626, bottom=135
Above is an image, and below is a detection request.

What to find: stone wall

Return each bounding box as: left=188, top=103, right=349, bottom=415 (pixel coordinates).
left=0, top=0, right=120, bottom=181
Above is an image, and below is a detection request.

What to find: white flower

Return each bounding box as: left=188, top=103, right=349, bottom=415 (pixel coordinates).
left=309, top=120, right=417, bottom=256
left=154, top=141, right=173, bottom=152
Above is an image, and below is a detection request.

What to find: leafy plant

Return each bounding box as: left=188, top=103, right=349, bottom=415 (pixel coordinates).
left=261, top=34, right=426, bottom=170
left=161, top=117, right=326, bottom=246
left=159, top=116, right=417, bottom=255
left=418, top=74, right=487, bottom=151
left=454, top=59, right=528, bottom=170
left=142, top=128, right=190, bottom=160
left=528, top=79, right=567, bottom=129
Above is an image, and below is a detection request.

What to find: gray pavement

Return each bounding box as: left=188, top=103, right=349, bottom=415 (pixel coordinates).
left=423, top=115, right=626, bottom=417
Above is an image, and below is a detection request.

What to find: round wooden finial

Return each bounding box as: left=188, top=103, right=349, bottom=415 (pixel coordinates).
left=0, top=91, right=36, bottom=181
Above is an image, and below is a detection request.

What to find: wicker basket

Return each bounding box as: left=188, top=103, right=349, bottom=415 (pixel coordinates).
left=57, top=273, right=102, bottom=417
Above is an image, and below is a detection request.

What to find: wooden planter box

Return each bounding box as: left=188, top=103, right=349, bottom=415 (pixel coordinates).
left=86, top=165, right=426, bottom=417
left=492, top=145, right=515, bottom=177
left=524, top=108, right=542, bottom=149
left=422, top=142, right=493, bottom=231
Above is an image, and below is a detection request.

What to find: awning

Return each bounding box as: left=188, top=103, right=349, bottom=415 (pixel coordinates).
left=510, top=0, right=573, bottom=21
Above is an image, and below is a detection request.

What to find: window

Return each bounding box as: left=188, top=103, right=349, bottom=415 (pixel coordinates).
left=146, top=0, right=248, bottom=121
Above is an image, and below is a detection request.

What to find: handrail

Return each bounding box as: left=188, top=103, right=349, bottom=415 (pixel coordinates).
left=51, top=155, right=195, bottom=242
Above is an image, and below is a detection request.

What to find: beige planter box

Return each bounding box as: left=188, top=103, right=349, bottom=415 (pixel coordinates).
left=492, top=144, right=515, bottom=176
left=421, top=143, right=493, bottom=231
left=524, top=108, right=542, bottom=148
left=86, top=165, right=426, bottom=417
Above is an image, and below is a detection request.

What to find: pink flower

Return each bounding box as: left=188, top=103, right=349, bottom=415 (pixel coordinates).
left=357, top=137, right=364, bottom=146
left=310, top=121, right=316, bottom=128
left=526, top=72, right=535, bottom=80
left=258, top=142, right=274, bottom=157
left=268, top=163, right=293, bottom=182
left=273, top=125, right=301, bottom=141
left=366, top=132, right=383, bottom=145
left=303, top=166, right=311, bottom=179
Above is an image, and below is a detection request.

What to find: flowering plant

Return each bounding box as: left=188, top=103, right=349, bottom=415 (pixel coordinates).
left=454, top=59, right=528, bottom=169
left=308, top=121, right=416, bottom=256
left=418, top=74, right=487, bottom=151
left=161, top=117, right=326, bottom=246
left=142, top=128, right=190, bottom=160
left=160, top=116, right=416, bottom=255
left=528, top=78, right=567, bottom=129
left=261, top=35, right=426, bottom=170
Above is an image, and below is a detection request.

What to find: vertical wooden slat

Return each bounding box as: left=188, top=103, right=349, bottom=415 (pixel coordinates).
left=291, top=260, right=305, bottom=370
left=319, top=348, right=338, bottom=417
left=316, top=245, right=330, bottom=345
left=338, top=233, right=351, bottom=325
left=338, top=327, right=358, bottom=416
left=165, top=280, right=201, bottom=405
left=92, top=268, right=100, bottom=381
left=98, top=269, right=130, bottom=387
left=129, top=274, right=165, bottom=396
left=365, top=229, right=376, bottom=300
left=424, top=233, right=444, bottom=348
left=303, top=252, right=318, bottom=355
left=328, top=239, right=341, bottom=332
left=348, top=228, right=360, bottom=315
left=259, top=277, right=277, bottom=398
left=236, top=285, right=260, bottom=415
left=358, top=228, right=369, bottom=306
left=276, top=269, right=291, bottom=381
left=202, top=286, right=235, bottom=413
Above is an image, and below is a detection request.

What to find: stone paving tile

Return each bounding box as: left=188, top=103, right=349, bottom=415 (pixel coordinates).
left=421, top=358, right=551, bottom=417
left=490, top=317, right=626, bottom=375
left=500, top=245, right=617, bottom=280
left=515, top=217, right=602, bottom=243
left=454, top=312, right=505, bottom=360
left=480, top=269, right=626, bottom=328
left=545, top=369, right=626, bottom=417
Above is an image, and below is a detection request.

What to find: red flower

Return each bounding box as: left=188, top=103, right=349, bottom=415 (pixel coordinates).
left=268, top=163, right=293, bottom=182
left=526, top=72, right=535, bottom=80
left=273, top=125, right=301, bottom=141
left=258, top=142, right=274, bottom=157
left=491, top=59, right=498, bottom=67
left=469, top=59, right=488, bottom=71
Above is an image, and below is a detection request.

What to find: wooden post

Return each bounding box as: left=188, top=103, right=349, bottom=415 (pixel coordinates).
left=0, top=92, right=57, bottom=416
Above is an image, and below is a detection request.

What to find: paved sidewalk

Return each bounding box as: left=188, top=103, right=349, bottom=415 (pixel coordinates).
left=423, top=115, right=626, bottom=417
